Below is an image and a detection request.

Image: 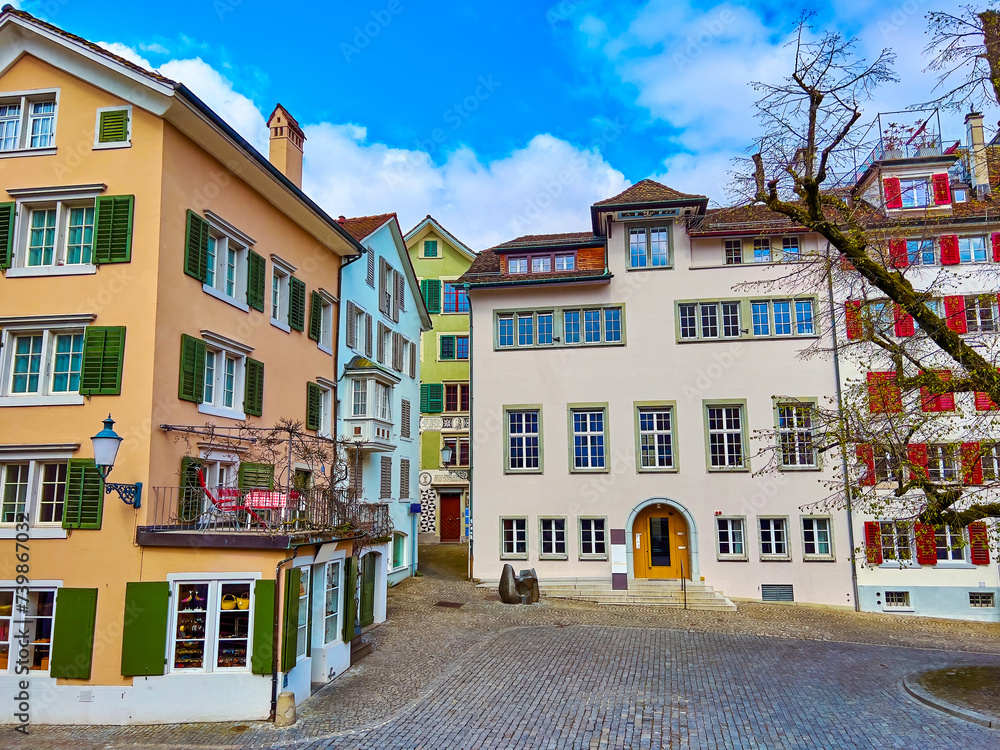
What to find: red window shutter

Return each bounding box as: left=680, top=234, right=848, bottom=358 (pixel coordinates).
left=867, top=372, right=902, bottom=413
left=908, top=443, right=928, bottom=480
left=888, top=238, right=908, bottom=268
left=857, top=444, right=876, bottom=486
left=845, top=301, right=862, bottom=339
left=893, top=303, right=914, bottom=337
left=883, top=177, right=903, bottom=209
left=969, top=522, right=990, bottom=565
left=864, top=521, right=883, bottom=564
left=962, top=442, right=984, bottom=485
left=992, top=233, right=1000, bottom=262
left=920, top=370, right=955, bottom=413
left=931, top=173, right=951, bottom=205
left=940, top=235, right=960, bottom=265
left=978, top=370, right=1000, bottom=410
left=915, top=523, right=938, bottom=565
left=944, top=295, right=967, bottom=333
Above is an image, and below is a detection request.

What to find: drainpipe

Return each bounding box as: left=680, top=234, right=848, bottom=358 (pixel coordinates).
left=826, top=243, right=860, bottom=611
left=466, top=288, right=474, bottom=581
left=270, top=546, right=301, bottom=722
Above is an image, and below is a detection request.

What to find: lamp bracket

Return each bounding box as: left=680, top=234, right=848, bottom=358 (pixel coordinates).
left=106, top=481, right=142, bottom=509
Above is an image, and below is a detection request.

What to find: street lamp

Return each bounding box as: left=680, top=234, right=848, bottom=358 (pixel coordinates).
left=441, top=444, right=454, bottom=466
left=90, top=414, right=142, bottom=509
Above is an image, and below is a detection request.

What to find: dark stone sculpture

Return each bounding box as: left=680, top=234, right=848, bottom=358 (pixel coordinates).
left=498, top=564, right=539, bottom=604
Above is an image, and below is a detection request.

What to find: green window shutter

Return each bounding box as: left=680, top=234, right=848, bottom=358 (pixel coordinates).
left=178, top=334, right=206, bottom=403
left=420, top=383, right=430, bottom=413
left=342, top=556, right=357, bottom=643
left=79, top=326, right=126, bottom=396
left=0, top=202, right=14, bottom=270
left=427, top=383, right=444, bottom=414
left=306, top=382, right=322, bottom=431
left=421, top=279, right=441, bottom=313
left=50, top=588, right=99, bottom=679
left=244, top=358, right=264, bottom=417
left=62, top=459, right=104, bottom=530
left=120, top=581, right=169, bottom=677
left=440, top=335, right=455, bottom=360
left=308, top=291, right=323, bottom=341
left=93, top=195, right=134, bottom=264
left=289, top=276, right=306, bottom=331
left=184, top=210, right=210, bottom=282
left=178, top=456, right=204, bottom=523
left=247, top=250, right=266, bottom=312
left=280, top=567, right=301, bottom=672
left=251, top=579, right=275, bottom=674
left=239, top=462, right=274, bottom=489
left=98, top=108, right=129, bottom=143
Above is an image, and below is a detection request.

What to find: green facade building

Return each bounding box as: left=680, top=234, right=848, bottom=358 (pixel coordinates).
left=404, top=216, right=476, bottom=543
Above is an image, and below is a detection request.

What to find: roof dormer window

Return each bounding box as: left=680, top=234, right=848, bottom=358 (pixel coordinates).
left=900, top=178, right=929, bottom=209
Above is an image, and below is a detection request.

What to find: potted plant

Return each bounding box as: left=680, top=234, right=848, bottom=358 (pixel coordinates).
left=915, top=132, right=941, bottom=157
left=882, top=123, right=908, bottom=160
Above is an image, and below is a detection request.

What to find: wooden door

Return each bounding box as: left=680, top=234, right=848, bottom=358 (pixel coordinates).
left=440, top=494, right=462, bottom=542
left=632, top=506, right=690, bottom=579
left=359, top=554, right=375, bottom=628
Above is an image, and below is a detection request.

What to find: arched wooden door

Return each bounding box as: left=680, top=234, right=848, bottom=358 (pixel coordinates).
left=632, top=505, right=690, bottom=579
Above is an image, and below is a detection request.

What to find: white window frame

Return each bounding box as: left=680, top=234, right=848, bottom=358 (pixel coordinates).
left=879, top=521, right=914, bottom=565
left=322, top=560, right=342, bottom=645
left=6, top=186, right=105, bottom=278
left=748, top=299, right=816, bottom=338
left=165, top=574, right=258, bottom=674
left=203, top=212, right=255, bottom=312
left=883, top=590, right=911, bottom=609
left=391, top=531, right=408, bottom=570
left=628, top=225, right=672, bottom=269
left=637, top=406, right=674, bottom=471
left=716, top=517, right=747, bottom=560
left=724, top=238, right=743, bottom=265
left=198, top=331, right=253, bottom=420
left=801, top=516, right=834, bottom=560
left=758, top=516, right=789, bottom=560
left=706, top=404, right=746, bottom=471
left=983, top=444, right=1000, bottom=482
left=927, top=444, right=959, bottom=483
left=0, top=315, right=94, bottom=406
left=295, top=567, right=309, bottom=661
left=0, top=449, right=74, bottom=539
left=959, top=236, right=988, bottom=264
left=752, top=238, right=772, bottom=263
left=678, top=301, right=741, bottom=340
left=351, top=378, right=368, bottom=417
left=579, top=517, right=607, bottom=560
left=270, top=260, right=291, bottom=332
left=907, top=239, right=935, bottom=265
left=935, top=525, right=967, bottom=564
left=316, top=378, right=335, bottom=437
left=781, top=236, right=801, bottom=260
left=93, top=105, right=132, bottom=149
left=570, top=407, right=607, bottom=472
left=539, top=517, right=568, bottom=559
left=899, top=178, right=929, bottom=209
left=506, top=408, right=541, bottom=473
left=0, top=587, right=56, bottom=675
left=500, top=517, right=528, bottom=559
left=965, top=295, right=997, bottom=333
left=0, top=88, right=59, bottom=156
left=777, top=402, right=817, bottom=469
left=317, top=290, right=335, bottom=355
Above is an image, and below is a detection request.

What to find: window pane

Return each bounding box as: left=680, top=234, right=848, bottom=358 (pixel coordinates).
left=564, top=311, right=580, bottom=344
left=498, top=316, right=514, bottom=347
left=725, top=239, right=742, bottom=264
left=12, top=335, right=43, bottom=394
left=700, top=304, right=719, bottom=338
left=1, top=464, right=29, bottom=523
left=555, top=254, right=576, bottom=270
left=583, top=310, right=601, bottom=343
left=28, top=101, right=55, bottom=148
left=795, top=300, right=814, bottom=334
left=721, top=302, right=740, bottom=337
left=639, top=408, right=672, bottom=468
left=28, top=209, right=56, bottom=266
left=50, top=333, right=84, bottom=393
left=0, top=102, right=21, bottom=150
left=517, top=314, right=534, bottom=346
left=752, top=302, right=770, bottom=336
left=604, top=308, right=622, bottom=342
left=679, top=304, right=697, bottom=339
left=531, top=256, right=551, bottom=273
left=773, top=301, right=791, bottom=336
left=650, top=227, right=669, bottom=266
left=66, top=206, right=95, bottom=265
left=629, top=228, right=647, bottom=268
left=573, top=410, right=606, bottom=469
left=537, top=314, right=553, bottom=345
left=753, top=238, right=771, bottom=263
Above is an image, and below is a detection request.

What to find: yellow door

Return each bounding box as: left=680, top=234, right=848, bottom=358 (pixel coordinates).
left=632, top=506, right=690, bottom=579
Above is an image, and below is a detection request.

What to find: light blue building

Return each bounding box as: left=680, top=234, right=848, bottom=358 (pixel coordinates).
left=337, top=214, right=431, bottom=585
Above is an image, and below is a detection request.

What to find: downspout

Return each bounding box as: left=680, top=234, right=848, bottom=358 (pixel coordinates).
left=466, top=287, right=474, bottom=581
left=270, top=545, right=301, bottom=722
left=826, top=243, right=860, bottom=611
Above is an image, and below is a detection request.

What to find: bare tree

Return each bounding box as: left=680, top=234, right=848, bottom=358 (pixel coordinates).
left=924, top=5, right=1000, bottom=111
left=742, top=16, right=1000, bottom=526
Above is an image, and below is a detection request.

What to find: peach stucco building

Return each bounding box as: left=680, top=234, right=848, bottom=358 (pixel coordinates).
left=0, top=9, right=387, bottom=724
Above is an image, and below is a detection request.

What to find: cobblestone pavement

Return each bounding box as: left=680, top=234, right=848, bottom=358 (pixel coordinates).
left=17, top=544, right=1000, bottom=749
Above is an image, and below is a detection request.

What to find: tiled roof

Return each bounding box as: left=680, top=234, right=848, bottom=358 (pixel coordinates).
left=4, top=7, right=176, bottom=86
left=338, top=213, right=396, bottom=241
left=690, top=204, right=805, bottom=235
left=593, top=179, right=706, bottom=206
left=459, top=249, right=609, bottom=286
left=491, top=232, right=603, bottom=251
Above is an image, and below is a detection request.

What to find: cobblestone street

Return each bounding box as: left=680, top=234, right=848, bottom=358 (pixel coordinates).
left=17, top=545, right=1000, bottom=749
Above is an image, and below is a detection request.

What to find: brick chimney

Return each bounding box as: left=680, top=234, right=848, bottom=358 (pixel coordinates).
left=965, top=111, right=991, bottom=198
left=267, top=104, right=305, bottom=189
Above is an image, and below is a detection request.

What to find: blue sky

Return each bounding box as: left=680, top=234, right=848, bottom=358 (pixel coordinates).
left=18, top=0, right=991, bottom=248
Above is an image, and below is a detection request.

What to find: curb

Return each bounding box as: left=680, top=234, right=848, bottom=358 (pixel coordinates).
left=903, top=671, right=997, bottom=728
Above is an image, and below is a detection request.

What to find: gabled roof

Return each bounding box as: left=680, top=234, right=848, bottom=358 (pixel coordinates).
left=403, top=214, right=477, bottom=260
left=593, top=179, right=706, bottom=206
left=338, top=213, right=395, bottom=242
left=459, top=248, right=611, bottom=288
left=339, top=213, right=432, bottom=331
left=0, top=7, right=363, bottom=258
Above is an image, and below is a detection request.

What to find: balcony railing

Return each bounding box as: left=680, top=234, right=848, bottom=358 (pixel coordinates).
left=140, top=485, right=393, bottom=539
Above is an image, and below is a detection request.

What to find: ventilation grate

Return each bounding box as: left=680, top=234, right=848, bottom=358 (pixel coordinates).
left=434, top=601, right=464, bottom=609
left=761, top=584, right=794, bottom=602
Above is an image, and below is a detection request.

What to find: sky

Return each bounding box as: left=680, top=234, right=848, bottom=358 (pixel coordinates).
left=15, top=0, right=994, bottom=249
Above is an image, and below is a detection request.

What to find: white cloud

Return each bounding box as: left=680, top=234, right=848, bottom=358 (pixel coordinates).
left=91, top=44, right=626, bottom=249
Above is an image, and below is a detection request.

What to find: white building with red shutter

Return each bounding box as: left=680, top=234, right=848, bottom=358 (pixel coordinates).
left=841, top=111, right=1000, bottom=621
